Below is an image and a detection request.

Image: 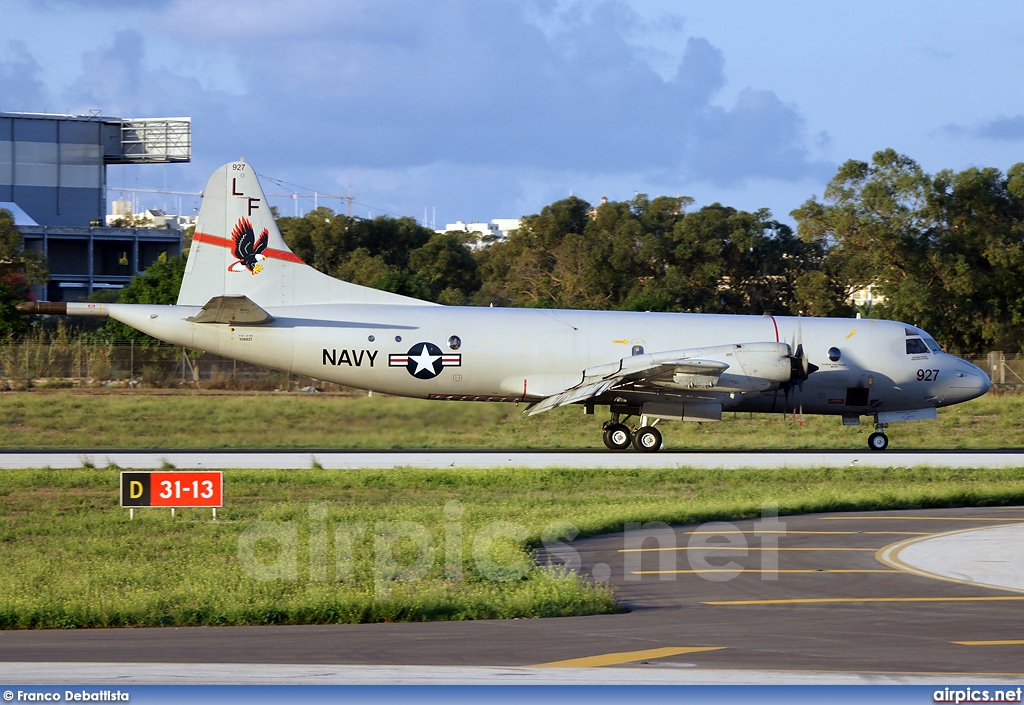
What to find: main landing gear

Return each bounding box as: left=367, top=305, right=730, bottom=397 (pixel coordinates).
left=868, top=419, right=889, bottom=451
left=602, top=422, right=632, bottom=450
left=602, top=414, right=663, bottom=452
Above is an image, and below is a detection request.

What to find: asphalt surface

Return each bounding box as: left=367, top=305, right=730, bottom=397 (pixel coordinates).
left=2, top=506, right=1024, bottom=678
left=2, top=449, right=1024, bottom=469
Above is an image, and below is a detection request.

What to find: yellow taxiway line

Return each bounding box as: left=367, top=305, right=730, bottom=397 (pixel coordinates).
left=633, top=569, right=900, bottom=574
left=685, top=530, right=929, bottom=535
left=532, top=646, right=726, bottom=668
left=821, top=517, right=1024, bottom=522
left=704, top=597, right=1024, bottom=605
left=619, top=546, right=877, bottom=552
left=953, top=640, right=1024, bottom=646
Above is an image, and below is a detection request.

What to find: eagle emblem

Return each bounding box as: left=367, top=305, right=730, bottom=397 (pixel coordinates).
left=229, top=217, right=269, bottom=274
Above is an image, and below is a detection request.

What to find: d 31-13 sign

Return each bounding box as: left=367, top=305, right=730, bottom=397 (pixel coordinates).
left=120, top=471, right=223, bottom=512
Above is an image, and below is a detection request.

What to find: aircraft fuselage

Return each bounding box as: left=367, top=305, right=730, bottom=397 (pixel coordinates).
left=105, top=302, right=988, bottom=417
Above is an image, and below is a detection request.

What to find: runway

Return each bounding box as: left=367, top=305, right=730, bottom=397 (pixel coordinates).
left=1, top=448, right=1023, bottom=469
left=3, top=506, right=1024, bottom=684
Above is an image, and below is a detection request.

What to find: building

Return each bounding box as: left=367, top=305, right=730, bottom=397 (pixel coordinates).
left=849, top=284, right=885, bottom=309
left=1, top=111, right=191, bottom=301
left=437, top=218, right=522, bottom=248
left=587, top=195, right=609, bottom=218
left=104, top=200, right=196, bottom=230
left=489, top=219, right=522, bottom=238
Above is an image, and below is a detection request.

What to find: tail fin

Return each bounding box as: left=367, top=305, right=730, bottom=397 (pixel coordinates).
left=177, top=160, right=433, bottom=307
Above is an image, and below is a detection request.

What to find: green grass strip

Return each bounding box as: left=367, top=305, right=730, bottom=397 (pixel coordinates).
left=0, top=390, right=1020, bottom=450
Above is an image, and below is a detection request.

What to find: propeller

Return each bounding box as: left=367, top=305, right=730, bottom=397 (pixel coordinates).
left=783, top=314, right=819, bottom=424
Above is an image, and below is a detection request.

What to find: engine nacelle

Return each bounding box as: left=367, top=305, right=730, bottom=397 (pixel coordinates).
left=667, top=342, right=792, bottom=393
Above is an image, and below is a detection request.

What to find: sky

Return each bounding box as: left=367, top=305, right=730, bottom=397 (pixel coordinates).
left=2, top=0, right=1024, bottom=228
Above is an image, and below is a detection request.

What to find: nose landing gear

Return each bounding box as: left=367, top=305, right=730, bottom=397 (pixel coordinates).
left=868, top=419, right=889, bottom=451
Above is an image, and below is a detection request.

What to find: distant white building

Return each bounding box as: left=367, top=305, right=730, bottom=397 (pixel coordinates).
left=489, top=219, right=522, bottom=238
left=105, top=200, right=196, bottom=230
left=849, top=284, right=885, bottom=308
left=437, top=218, right=522, bottom=248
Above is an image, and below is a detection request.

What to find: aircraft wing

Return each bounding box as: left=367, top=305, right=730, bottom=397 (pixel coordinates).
left=527, top=350, right=730, bottom=416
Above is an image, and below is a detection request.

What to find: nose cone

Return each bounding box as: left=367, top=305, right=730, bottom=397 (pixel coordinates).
left=945, top=359, right=991, bottom=403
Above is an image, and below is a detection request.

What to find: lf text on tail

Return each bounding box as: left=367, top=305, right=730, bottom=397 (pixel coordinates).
left=18, top=161, right=991, bottom=452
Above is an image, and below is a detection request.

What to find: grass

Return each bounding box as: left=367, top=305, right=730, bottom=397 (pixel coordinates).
left=1, top=466, right=1024, bottom=629
left=0, top=388, right=1021, bottom=450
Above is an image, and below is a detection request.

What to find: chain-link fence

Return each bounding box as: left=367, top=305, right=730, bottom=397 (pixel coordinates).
left=969, top=352, right=1024, bottom=388
left=1, top=342, right=1021, bottom=391
left=0, top=342, right=347, bottom=391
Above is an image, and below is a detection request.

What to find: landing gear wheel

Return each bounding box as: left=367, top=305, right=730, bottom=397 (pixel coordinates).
left=632, top=425, right=663, bottom=452
left=868, top=432, right=889, bottom=451
left=603, top=423, right=632, bottom=450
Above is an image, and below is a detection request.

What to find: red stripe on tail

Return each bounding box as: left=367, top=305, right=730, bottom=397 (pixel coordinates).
left=192, top=232, right=306, bottom=264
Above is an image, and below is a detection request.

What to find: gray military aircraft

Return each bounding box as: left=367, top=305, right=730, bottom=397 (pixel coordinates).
left=18, top=160, right=991, bottom=451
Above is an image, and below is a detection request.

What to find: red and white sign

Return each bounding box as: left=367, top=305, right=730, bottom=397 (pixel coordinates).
left=121, top=471, right=223, bottom=508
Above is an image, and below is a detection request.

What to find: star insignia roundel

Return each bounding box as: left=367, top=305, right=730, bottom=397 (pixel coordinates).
left=389, top=342, right=461, bottom=379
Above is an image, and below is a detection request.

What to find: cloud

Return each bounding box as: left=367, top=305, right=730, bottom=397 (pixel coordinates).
left=64, top=31, right=231, bottom=127
left=30, top=0, right=173, bottom=6
left=940, top=115, right=1024, bottom=143
left=148, top=1, right=827, bottom=186
left=977, top=116, right=1024, bottom=141
left=0, top=41, right=50, bottom=113
left=3, top=0, right=832, bottom=221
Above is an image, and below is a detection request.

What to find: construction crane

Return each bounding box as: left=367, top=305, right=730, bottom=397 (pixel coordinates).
left=107, top=186, right=358, bottom=218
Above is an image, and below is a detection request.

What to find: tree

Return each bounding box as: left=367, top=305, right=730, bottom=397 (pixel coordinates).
left=627, top=203, right=810, bottom=315
left=477, top=195, right=811, bottom=316
left=793, top=149, right=1024, bottom=353
left=0, top=208, right=48, bottom=285
left=102, top=254, right=187, bottom=344
left=278, top=209, right=481, bottom=304
left=923, top=164, right=1024, bottom=352
left=0, top=273, right=33, bottom=339
left=108, top=213, right=152, bottom=228
left=407, top=232, right=480, bottom=305
left=475, top=197, right=591, bottom=307
left=0, top=208, right=48, bottom=339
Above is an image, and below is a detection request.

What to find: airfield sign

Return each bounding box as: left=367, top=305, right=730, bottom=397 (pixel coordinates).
left=120, top=471, right=223, bottom=508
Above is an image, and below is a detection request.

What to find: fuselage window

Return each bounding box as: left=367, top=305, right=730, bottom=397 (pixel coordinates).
left=906, top=338, right=929, bottom=354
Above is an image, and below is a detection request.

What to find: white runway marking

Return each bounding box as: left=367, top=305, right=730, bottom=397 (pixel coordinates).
left=2, top=662, right=1021, bottom=686
left=0, top=450, right=1022, bottom=470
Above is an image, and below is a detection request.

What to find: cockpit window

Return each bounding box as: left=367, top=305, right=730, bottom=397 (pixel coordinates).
left=922, top=336, right=942, bottom=353
left=906, top=338, right=929, bottom=354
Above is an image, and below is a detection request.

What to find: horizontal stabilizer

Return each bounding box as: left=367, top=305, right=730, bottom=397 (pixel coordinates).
left=187, top=295, right=273, bottom=324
